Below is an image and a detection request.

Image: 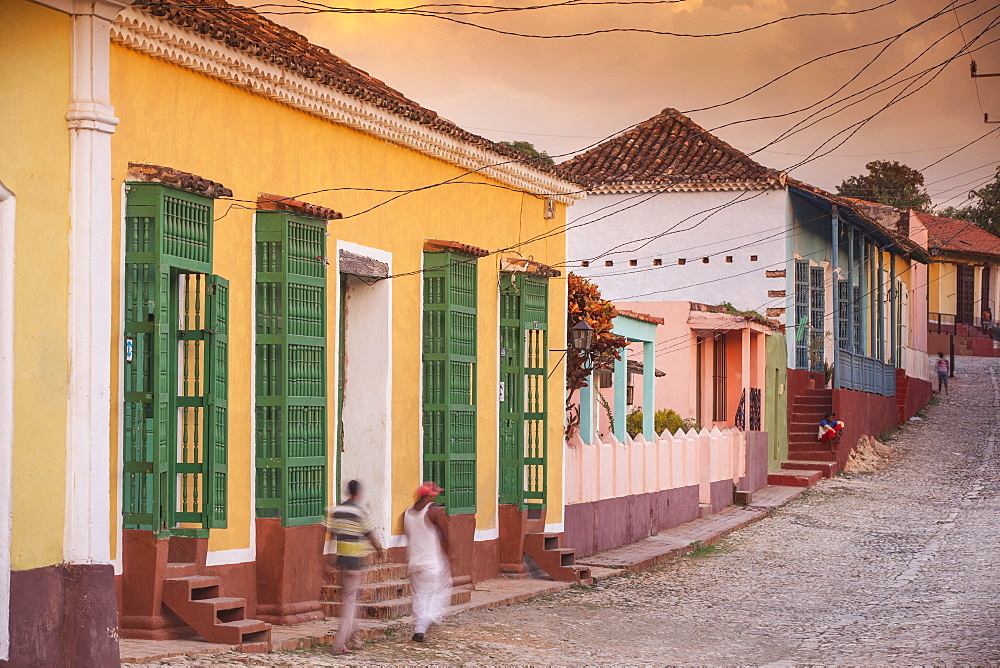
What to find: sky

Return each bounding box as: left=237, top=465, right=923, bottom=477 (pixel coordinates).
left=273, top=0, right=1000, bottom=208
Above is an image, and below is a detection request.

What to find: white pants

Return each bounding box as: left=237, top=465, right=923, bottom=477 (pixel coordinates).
left=409, top=562, right=451, bottom=634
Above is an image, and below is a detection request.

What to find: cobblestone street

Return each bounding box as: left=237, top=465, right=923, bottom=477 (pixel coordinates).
left=132, top=356, right=1000, bottom=666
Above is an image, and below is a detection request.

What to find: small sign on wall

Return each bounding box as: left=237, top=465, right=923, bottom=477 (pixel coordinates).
left=125, top=338, right=133, bottom=363
left=499, top=381, right=505, bottom=403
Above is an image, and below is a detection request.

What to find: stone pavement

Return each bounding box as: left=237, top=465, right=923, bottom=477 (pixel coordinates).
left=120, top=487, right=802, bottom=663
left=126, top=355, right=1000, bottom=665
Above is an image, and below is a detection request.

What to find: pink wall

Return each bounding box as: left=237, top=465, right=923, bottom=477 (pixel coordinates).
left=908, top=211, right=929, bottom=354
left=623, top=302, right=699, bottom=420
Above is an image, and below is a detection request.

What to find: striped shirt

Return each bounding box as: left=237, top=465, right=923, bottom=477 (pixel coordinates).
left=325, top=500, right=374, bottom=570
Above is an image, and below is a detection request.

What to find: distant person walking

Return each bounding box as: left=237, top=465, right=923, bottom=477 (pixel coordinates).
left=936, top=352, right=950, bottom=395
left=403, top=482, right=451, bottom=643
left=326, top=480, right=384, bottom=655
left=982, top=307, right=993, bottom=336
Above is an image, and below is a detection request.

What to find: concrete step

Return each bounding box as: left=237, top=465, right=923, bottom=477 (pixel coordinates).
left=321, top=589, right=471, bottom=620
left=326, top=563, right=408, bottom=585
left=767, top=469, right=823, bottom=487
left=786, top=448, right=837, bottom=462
left=321, top=579, right=410, bottom=604
left=782, top=460, right=838, bottom=478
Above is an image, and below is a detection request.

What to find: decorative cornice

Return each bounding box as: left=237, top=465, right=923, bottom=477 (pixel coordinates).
left=110, top=11, right=583, bottom=204
left=66, top=103, right=119, bottom=134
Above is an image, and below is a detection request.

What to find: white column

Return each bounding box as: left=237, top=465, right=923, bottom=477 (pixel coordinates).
left=63, top=0, right=126, bottom=565
left=0, top=183, right=16, bottom=662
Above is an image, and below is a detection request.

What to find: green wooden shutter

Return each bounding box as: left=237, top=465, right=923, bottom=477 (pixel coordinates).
left=498, top=276, right=523, bottom=505
left=422, top=251, right=477, bottom=515
left=205, top=275, right=229, bottom=528
left=521, top=274, right=548, bottom=509
left=794, top=260, right=809, bottom=369
left=255, top=212, right=328, bottom=526
left=498, top=273, right=549, bottom=509
left=123, top=183, right=223, bottom=535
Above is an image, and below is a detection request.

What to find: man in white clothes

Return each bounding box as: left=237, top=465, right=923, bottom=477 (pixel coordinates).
left=403, top=481, right=451, bottom=642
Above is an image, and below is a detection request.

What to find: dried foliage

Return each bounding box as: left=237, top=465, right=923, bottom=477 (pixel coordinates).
left=565, top=273, right=627, bottom=436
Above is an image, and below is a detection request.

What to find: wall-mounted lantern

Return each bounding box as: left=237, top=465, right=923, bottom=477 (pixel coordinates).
left=570, top=320, right=594, bottom=351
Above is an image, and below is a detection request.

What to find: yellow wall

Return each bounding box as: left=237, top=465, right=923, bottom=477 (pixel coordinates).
left=0, top=0, right=72, bottom=571
left=109, top=45, right=569, bottom=554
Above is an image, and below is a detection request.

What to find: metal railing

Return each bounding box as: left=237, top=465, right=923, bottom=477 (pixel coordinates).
left=837, top=348, right=896, bottom=396
left=928, top=312, right=958, bottom=334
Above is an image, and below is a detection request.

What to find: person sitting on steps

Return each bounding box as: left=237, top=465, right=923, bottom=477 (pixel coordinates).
left=818, top=412, right=844, bottom=447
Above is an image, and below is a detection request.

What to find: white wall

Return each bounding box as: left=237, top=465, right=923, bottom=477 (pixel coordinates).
left=337, top=242, right=393, bottom=542
left=0, top=181, right=15, bottom=661
left=567, top=189, right=789, bottom=318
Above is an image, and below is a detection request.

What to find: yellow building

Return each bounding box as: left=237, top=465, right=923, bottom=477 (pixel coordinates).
left=1, top=0, right=582, bottom=663
left=913, top=211, right=1000, bottom=356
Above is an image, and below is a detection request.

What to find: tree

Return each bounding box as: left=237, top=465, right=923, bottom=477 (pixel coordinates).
left=565, top=273, right=627, bottom=437
left=499, top=140, right=555, bottom=165
left=836, top=160, right=932, bottom=212
left=937, top=166, right=1000, bottom=236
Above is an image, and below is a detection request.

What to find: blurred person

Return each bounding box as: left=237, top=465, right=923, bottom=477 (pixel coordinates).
left=325, top=479, right=384, bottom=655
left=403, top=481, right=451, bottom=643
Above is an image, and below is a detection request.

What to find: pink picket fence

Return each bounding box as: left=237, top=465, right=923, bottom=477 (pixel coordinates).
left=565, top=427, right=747, bottom=506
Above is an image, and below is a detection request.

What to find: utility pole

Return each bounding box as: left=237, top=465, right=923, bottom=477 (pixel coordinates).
left=971, top=61, right=1000, bottom=123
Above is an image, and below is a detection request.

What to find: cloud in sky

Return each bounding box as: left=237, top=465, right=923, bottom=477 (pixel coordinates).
left=275, top=0, right=1000, bottom=205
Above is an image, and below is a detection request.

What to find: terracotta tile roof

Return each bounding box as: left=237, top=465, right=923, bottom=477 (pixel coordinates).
left=787, top=179, right=930, bottom=263
left=915, top=212, right=1000, bottom=258
left=257, top=193, right=342, bottom=220
left=500, top=257, right=561, bottom=278
left=555, top=108, right=785, bottom=192
left=130, top=0, right=561, bottom=178
left=614, top=309, right=665, bottom=325
left=126, top=162, right=232, bottom=197
left=423, top=239, right=489, bottom=257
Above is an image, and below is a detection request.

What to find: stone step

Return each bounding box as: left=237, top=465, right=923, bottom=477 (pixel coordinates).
left=767, top=469, right=823, bottom=487
left=321, top=589, right=472, bottom=620
left=321, top=579, right=411, bottom=603
left=782, top=460, right=838, bottom=478
left=786, top=448, right=837, bottom=462
left=326, top=563, right=409, bottom=585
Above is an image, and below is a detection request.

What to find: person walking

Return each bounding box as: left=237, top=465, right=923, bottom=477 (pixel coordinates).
left=936, top=352, right=950, bottom=395
left=326, top=479, right=384, bottom=655
left=403, top=481, right=451, bottom=643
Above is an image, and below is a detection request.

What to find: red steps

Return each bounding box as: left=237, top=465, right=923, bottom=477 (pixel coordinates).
left=523, top=532, right=592, bottom=585
left=161, top=575, right=271, bottom=650
left=771, top=385, right=836, bottom=487
left=767, top=469, right=823, bottom=487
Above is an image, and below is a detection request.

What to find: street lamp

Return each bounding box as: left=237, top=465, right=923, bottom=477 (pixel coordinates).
left=929, top=245, right=942, bottom=257
left=570, top=320, right=594, bottom=351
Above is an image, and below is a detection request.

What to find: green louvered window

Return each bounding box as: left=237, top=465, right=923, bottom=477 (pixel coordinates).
left=255, top=211, right=328, bottom=526
left=422, top=250, right=478, bottom=515
left=499, top=273, right=549, bottom=509
left=123, top=183, right=229, bottom=535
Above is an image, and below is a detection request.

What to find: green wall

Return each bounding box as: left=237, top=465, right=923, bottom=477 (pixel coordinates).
left=765, top=332, right=789, bottom=471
